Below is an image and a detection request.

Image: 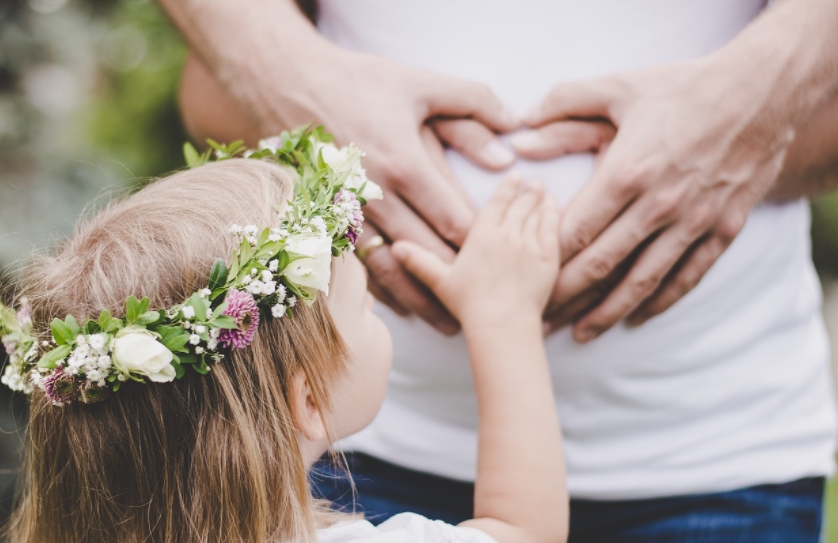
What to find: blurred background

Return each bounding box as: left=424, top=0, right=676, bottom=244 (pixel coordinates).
left=0, top=0, right=837, bottom=538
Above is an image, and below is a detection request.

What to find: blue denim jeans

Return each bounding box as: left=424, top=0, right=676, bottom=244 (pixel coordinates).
left=311, top=453, right=825, bottom=543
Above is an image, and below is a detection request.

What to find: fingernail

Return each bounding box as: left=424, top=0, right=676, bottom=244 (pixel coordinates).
left=481, top=140, right=515, bottom=168
left=510, top=130, right=542, bottom=151
left=542, top=322, right=551, bottom=335
left=437, top=322, right=460, bottom=336
left=574, top=328, right=598, bottom=344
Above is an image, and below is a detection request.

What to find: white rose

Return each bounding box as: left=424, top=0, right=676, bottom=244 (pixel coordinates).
left=318, top=142, right=383, bottom=201
left=358, top=180, right=383, bottom=201
left=283, top=233, right=333, bottom=294
left=112, top=330, right=176, bottom=383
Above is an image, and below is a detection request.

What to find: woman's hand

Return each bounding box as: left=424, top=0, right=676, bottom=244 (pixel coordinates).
left=391, top=173, right=561, bottom=328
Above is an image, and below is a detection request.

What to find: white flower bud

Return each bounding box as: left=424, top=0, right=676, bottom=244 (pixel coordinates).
left=112, top=330, right=175, bottom=383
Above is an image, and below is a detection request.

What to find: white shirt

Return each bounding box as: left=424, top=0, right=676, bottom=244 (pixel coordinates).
left=319, top=514, right=496, bottom=543
left=320, top=0, right=837, bottom=500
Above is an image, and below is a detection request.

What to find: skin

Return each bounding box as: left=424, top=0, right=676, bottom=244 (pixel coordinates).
left=167, top=0, right=838, bottom=341
left=293, top=174, right=568, bottom=543
left=161, top=0, right=520, bottom=337
left=515, top=0, right=838, bottom=341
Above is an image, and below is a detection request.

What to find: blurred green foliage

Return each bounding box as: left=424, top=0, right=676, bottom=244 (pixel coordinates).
left=814, top=194, right=838, bottom=278
left=85, top=0, right=187, bottom=181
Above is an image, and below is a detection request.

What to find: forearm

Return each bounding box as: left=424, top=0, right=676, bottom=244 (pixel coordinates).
left=767, top=95, right=838, bottom=201
left=460, top=316, right=567, bottom=543
left=158, top=0, right=336, bottom=130
left=713, top=0, right=838, bottom=131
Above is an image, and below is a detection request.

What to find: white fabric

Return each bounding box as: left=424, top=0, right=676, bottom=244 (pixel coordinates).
left=318, top=513, right=497, bottom=543
left=319, top=0, right=837, bottom=500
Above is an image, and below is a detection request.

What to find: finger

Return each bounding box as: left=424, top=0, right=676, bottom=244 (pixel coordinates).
left=553, top=196, right=670, bottom=305
left=525, top=78, right=622, bottom=127
left=357, top=225, right=411, bottom=316
left=366, top=273, right=410, bottom=316
left=433, top=118, right=515, bottom=170
left=391, top=241, right=448, bottom=291
left=506, top=180, right=545, bottom=229
left=390, top=135, right=477, bottom=246
left=538, top=196, right=562, bottom=258
left=480, top=170, right=525, bottom=225
left=364, top=244, right=460, bottom=335
left=559, top=145, right=640, bottom=261
left=573, top=224, right=697, bottom=342
left=628, top=234, right=730, bottom=325
left=421, top=75, right=520, bottom=132
left=543, top=259, right=630, bottom=334
left=364, top=194, right=456, bottom=262
left=543, top=288, right=604, bottom=335
left=420, top=124, right=473, bottom=204
left=511, top=120, right=615, bottom=161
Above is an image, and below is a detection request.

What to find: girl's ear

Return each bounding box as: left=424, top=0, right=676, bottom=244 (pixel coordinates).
left=289, top=367, right=328, bottom=443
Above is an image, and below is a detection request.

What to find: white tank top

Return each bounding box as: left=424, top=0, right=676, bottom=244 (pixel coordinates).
left=320, top=0, right=837, bottom=499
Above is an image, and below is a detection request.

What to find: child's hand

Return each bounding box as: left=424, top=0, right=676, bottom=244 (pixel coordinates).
left=392, top=172, right=560, bottom=328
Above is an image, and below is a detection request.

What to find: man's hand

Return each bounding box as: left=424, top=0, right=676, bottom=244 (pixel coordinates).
left=167, top=0, right=519, bottom=334
left=515, top=0, right=838, bottom=342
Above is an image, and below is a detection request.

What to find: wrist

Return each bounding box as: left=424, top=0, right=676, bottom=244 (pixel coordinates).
left=460, top=305, right=543, bottom=336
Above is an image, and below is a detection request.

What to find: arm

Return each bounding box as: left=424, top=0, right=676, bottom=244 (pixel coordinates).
left=393, top=173, right=567, bottom=543
left=768, top=95, right=838, bottom=201
left=513, top=0, right=838, bottom=338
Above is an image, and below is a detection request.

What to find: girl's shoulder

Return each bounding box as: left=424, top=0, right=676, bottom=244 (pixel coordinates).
left=318, top=512, right=497, bottom=543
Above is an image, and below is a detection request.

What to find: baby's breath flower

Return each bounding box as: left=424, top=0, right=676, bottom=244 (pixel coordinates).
left=228, top=224, right=243, bottom=235
left=181, top=306, right=195, bottom=319
left=195, top=346, right=205, bottom=355
left=271, top=304, right=286, bottom=318
left=189, top=334, right=200, bottom=346
left=198, top=288, right=212, bottom=298
left=195, top=325, right=206, bottom=334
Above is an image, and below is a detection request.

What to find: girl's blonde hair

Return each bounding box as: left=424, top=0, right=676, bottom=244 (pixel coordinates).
left=6, top=159, right=348, bottom=543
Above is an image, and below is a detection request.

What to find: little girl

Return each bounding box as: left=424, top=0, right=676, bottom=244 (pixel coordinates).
left=0, top=129, right=566, bottom=543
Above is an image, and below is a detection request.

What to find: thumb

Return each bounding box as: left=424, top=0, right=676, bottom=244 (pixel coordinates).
left=525, top=78, right=621, bottom=127
left=391, top=241, right=448, bottom=290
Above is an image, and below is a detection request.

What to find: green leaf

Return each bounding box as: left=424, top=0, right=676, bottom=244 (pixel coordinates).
left=163, top=334, right=190, bottom=353
left=212, top=315, right=238, bottom=329
left=208, top=258, right=229, bottom=292
left=98, top=310, right=112, bottom=331
left=178, top=353, right=198, bottom=365
left=211, top=301, right=229, bottom=319
left=37, top=345, right=71, bottom=369
left=126, top=296, right=142, bottom=324
left=64, top=315, right=80, bottom=337
left=50, top=318, right=74, bottom=346
left=183, top=142, right=203, bottom=168
left=136, top=311, right=162, bottom=326
left=194, top=356, right=210, bottom=375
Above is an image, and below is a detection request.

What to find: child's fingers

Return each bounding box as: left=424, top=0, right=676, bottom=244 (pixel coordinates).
left=506, top=179, right=545, bottom=230
left=391, top=241, right=448, bottom=291
left=539, top=196, right=562, bottom=260
left=480, top=171, right=525, bottom=225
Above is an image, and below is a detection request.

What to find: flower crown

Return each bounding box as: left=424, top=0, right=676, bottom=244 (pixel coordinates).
left=0, top=126, right=382, bottom=405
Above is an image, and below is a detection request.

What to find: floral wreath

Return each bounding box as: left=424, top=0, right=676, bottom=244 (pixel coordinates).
left=0, top=126, right=382, bottom=405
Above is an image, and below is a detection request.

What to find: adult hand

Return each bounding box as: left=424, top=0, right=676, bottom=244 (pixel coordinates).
left=516, top=54, right=798, bottom=342
left=174, top=0, right=520, bottom=334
